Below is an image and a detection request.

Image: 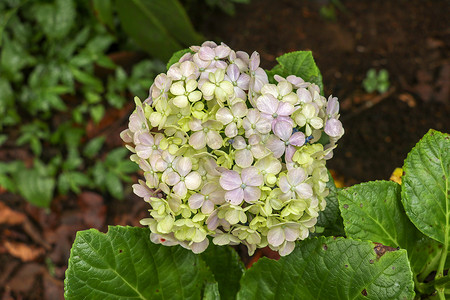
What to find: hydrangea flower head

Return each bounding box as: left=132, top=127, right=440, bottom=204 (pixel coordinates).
left=122, top=42, right=344, bottom=256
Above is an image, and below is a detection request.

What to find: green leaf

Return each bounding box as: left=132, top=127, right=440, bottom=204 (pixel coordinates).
left=401, top=130, right=450, bottom=245
left=70, top=67, right=104, bottom=92
left=32, top=0, right=76, bottom=40
left=201, top=245, right=244, bottom=300
left=0, top=5, right=20, bottom=47
left=16, top=167, right=55, bottom=207
left=115, top=0, right=202, bottom=61
left=58, top=171, right=91, bottom=194
left=92, top=0, right=115, bottom=31
left=266, top=51, right=323, bottom=93
left=64, top=226, right=211, bottom=299
left=105, top=173, right=123, bottom=199
left=237, top=237, right=415, bottom=299
left=105, top=148, right=129, bottom=167
left=83, top=136, right=105, bottom=159
left=202, top=281, right=220, bottom=300
left=90, top=104, right=105, bottom=124
left=167, top=48, right=193, bottom=70
left=338, top=181, right=442, bottom=275
left=316, top=171, right=344, bottom=236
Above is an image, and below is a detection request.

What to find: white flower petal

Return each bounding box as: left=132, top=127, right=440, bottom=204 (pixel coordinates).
left=225, top=123, right=238, bottom=137
left=189, top=131, right=207, bottom=149
left=190, top=238, right=209, bottom=254
left=265, top=135, right=285, bottom=158
left=165, top=171, right=180, bottom=186
left=225, top=188, right=244, bottom=205
left=172, top=95, right=189, bottom=108
left=219, top=170, right=242, bottom=190
left=170, top=81, right=185, bottom=95
left=173, top=182, right=187, bottom=198
left=188, top=91, right=202, bottom=102
left=267, top=227, right=284, bottom=247
left=216, top=107, right=233, bottom=125
left=201, top=200, right=215, bottom=214
left=295, top=183, right=313, bottom=199
left=279, top=241, right=295, bottom=256
left=185, top=172, right=201, bottom=190
left=278, top=175, right=290, bottom=193
left=206, top=131, right=223, bottom=149
left=256, top=94, right=278, bottom=115
left=176, top=157, right=192, bottom=176
left=188, top=193, right=205, bottom=209
left=201, top=82, right=216, bottom=97
left=243, top=186, right=261, bottom=203
left=235, top=149, right=254, bottom=168
left=241, top=167, right=263, bottom=186
left=288, top=168, right=306, bottom=186
left=284, top=226, right=300, bottom=241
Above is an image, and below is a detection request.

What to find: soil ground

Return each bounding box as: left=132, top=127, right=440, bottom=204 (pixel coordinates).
left=0, top=1, right=449, bottom=298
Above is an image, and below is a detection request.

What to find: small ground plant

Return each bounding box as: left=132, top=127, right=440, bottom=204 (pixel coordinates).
left=65, top=43, right=449, bottom=299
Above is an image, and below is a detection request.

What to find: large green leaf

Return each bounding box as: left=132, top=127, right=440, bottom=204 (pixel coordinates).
left=266, top=51, right=323, bottom=93
left=237, top=236, right=415, bottom=299
left=65, top=226, right=212, bottom=299
left=401, top=129, right=449, bottom=245
left=338, top=181, right=442, bottom=276
left=116, top=0, right=202, bottom=61
left=201, top=245, right=245, bottom=300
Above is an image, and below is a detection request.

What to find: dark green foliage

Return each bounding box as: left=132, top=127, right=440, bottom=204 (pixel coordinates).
left=0, top=0, right=199, bottom=205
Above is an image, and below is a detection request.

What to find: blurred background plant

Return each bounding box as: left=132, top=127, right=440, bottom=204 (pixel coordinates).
left=0, top=0, right=204, bottom=207
left=362, top=68, right=390, bottom=94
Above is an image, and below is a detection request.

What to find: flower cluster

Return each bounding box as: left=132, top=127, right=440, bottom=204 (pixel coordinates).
left=121, top=41, right=344, bottom=256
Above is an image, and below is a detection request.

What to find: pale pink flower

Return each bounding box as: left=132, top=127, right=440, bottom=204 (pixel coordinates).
left=249, top=52, right=268, bottom=95
left=278, top=168, right=313, bottom=200
left=165, top=157, right=201, bottom=198
left=232, top=135, right=267, bottom=168
left=188, top=183, right=225, bottom=214
left=134, top=132, right=164, bottom=159
left=128, top=106, right=148, bottom=133
left=132, top=179, right=154, bottom=202
left=225, top=64, right=250, bottom=100
left=256, top=94, right=295, bottom=137
left=189, top=119, right=223, bottom=150
left=260, top=81, right=298, bottom=105
left=198, top=44, right=231, bottom=69
left=267, top=222, right=303, bottom=248
left=167, top=60, right=199, bottom=81
left=242, top=109, right=271, bottom=138
left=215, top=101, right=248, bottom=138
left=138, top=158, right=160, bottom=188
left=228, top=50, right=249, bottom=72
left=265, top=129, right=305, bottom=161
left=219, top=167, right=263, bottom=205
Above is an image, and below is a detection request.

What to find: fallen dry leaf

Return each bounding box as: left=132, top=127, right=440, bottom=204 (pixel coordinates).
left=6, top=263, right=44, bottom=293
left=43, top=271, right=64, bottom=300
left=77, top=192, right=106, bottom=229
left=4, top=241, right=45, bottom=262
left=0, top=202, right=26, bottom=225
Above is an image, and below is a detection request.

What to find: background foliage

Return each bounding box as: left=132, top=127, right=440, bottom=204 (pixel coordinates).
left=0, top=0, right=203, bottom=207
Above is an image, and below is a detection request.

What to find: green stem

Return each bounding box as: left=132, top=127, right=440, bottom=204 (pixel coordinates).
left=418, top=249, right=442, bottom=282
left=434, top=274, right=450, bottom=287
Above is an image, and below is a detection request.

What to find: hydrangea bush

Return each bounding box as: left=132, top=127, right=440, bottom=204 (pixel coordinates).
left=120, top=41, right=344, bottom=256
